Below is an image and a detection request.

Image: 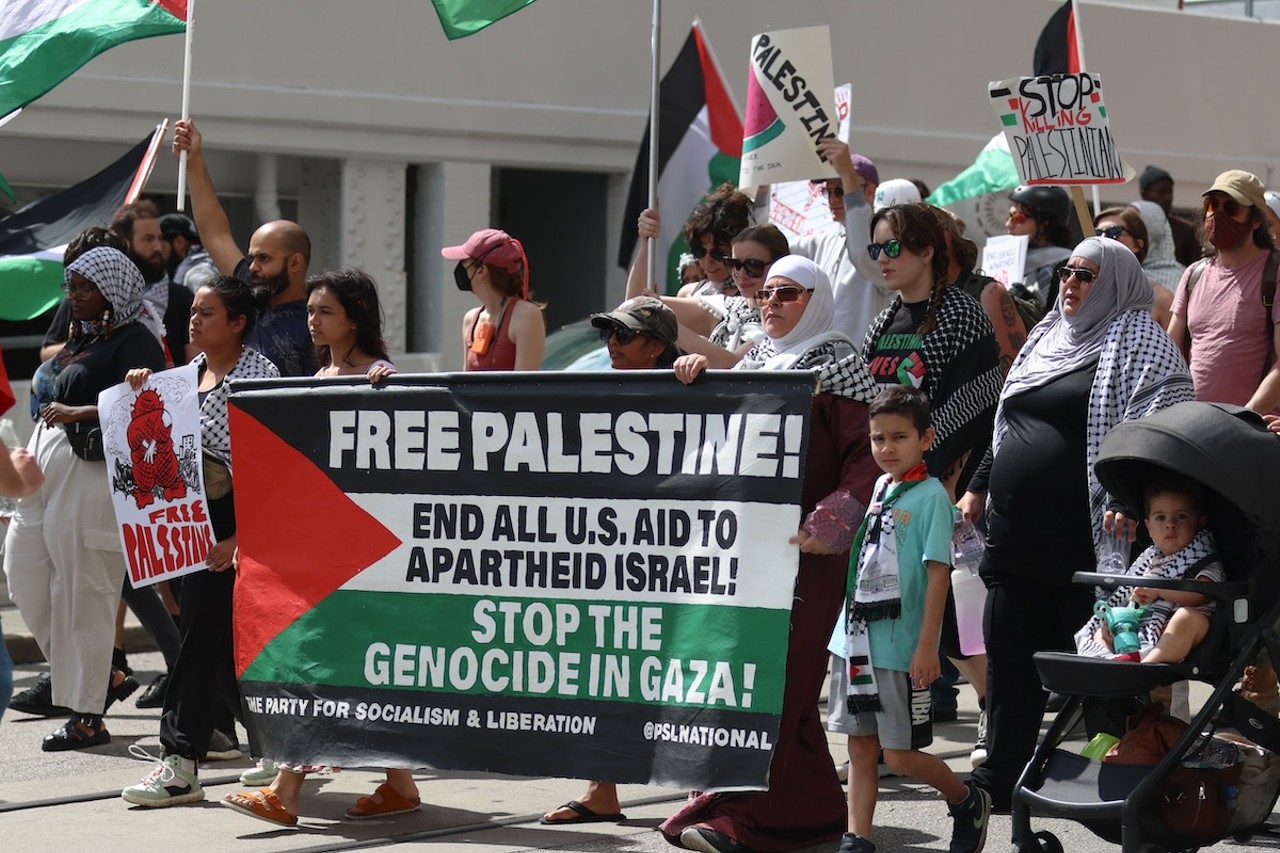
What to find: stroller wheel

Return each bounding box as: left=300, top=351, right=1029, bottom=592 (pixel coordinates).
left=1032, top=831, right=1063, bottom=853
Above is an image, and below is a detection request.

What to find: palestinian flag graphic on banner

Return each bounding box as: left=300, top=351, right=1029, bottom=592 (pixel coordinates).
left=229, top=371, right=814, bottom=789
left=616, top=21, right=743, bottom=294
left=0, top=126, right=164, bottom=321
left=0, top=1, right=187, bottom=118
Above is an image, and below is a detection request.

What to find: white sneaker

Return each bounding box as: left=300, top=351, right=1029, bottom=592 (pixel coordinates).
left=970, top=709, right=988, bottom=768
left=239, top=758, right=278, bottom=786
left=121, top=747, right=205, bottom=807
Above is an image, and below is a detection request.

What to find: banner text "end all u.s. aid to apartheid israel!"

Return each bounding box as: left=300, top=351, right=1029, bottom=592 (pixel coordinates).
left=228, top=371, right=815, bottom=790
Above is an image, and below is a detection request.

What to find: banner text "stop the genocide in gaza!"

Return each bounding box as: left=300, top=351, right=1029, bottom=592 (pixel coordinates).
left=327, top=410, right=806, bottom=479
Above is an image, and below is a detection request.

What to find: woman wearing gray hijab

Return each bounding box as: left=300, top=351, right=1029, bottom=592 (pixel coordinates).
left=959, top=237, right=1193, bottom=811
left=6, top=246, right=166, bottom=751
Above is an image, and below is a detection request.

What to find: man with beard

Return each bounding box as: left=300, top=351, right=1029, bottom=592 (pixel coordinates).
left=159, top=213, right=218, bottom=292
left=171, top=119, right=317, bottom=376
left=1169, top=170, right=1280, bottom=413
left=38, top=201, right=195, bottom=365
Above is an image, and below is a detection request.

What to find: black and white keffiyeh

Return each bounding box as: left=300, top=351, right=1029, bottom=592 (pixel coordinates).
left=196, top=347, right=280, bottom=461
left=698, top=293, right=762, bottom=351
left=1074, top=529, right=1222, bottom=658
left=994, top=238, right=1194, bottom=555
left=860, top=285, right=1003, bottom=477
left=65, top=246, right=145, bottom=328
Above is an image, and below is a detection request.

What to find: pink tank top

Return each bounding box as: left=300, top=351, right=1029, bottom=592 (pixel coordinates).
left=465, top=298, right=519, bottom=371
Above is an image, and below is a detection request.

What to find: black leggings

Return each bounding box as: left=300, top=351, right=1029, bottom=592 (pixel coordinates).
left=120, top=577, right=180, bottom=669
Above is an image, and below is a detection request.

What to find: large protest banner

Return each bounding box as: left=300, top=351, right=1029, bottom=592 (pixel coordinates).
left=229, top=372, right=815, bottom=790
left=98, top=363, right=214, bottom=589
left=988, top=73, right=1134, bottom=186
left=739, top=26, right=837, bottom=190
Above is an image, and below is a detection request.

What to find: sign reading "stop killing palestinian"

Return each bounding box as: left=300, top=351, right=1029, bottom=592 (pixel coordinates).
left=988, top=73, right=1134, bottom=186
left=739, top=25, right=837, bottom=189
left=229, top=371, right=814, bottom=789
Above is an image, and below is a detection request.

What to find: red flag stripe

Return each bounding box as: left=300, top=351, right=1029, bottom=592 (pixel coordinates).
left=693, top=23, right=742, bottom=158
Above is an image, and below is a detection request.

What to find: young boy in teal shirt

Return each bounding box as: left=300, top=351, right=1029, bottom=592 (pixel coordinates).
left=839, top=386, right=990, bottom=853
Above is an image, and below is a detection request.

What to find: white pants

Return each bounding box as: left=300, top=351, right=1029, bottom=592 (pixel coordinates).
left=5, top=423, right=124, bottom=714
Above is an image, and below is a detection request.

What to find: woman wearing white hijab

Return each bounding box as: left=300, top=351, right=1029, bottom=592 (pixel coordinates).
left=665, top=256, right=880, bottom=853
left=1129, top=199, right=1188, bottom=292
left=960, top=237, right=1193, bottom=812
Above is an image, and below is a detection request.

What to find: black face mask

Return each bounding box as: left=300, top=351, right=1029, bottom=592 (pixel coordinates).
left=454, top=261, right=473, bottom=292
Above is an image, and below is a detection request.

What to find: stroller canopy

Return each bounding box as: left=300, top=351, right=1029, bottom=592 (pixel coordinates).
left=1095, top=402, right=1280, bottom=539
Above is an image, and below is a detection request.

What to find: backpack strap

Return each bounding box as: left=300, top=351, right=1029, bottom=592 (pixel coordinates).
left=1262, top=248, right=1279, bottom=340
left=1181, top=258, right=1211, bottom=354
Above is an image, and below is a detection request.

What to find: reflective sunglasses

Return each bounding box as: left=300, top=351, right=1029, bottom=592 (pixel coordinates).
left=866, top=239, right=903, bottom=260
left=690, top=243, right=732, bottom=263
left=1203, top=194, right=1241, bottom=217
left=753, top=286, right=813, bottom=307
left=599, top=325, right=647, bottom=345
left=1055, top=265, right=1097, bottom=284
left=1007, top=209, right=1027, bottom=225
left=727, top=257, right=768, bottom=278
left=1094, top=225, right=1127, bottom=240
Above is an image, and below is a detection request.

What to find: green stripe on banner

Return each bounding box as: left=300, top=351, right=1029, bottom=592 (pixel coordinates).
left=243, top=589, right=790, bottom=716
left=1000, top=113, right=1018, bottom=127
left=741, top=118, right=785, bottom=154
left=0, top=255, right=64, bottom=320
left=0, top=0, right=185, bottom=117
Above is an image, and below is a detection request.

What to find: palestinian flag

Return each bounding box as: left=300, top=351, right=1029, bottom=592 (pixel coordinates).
left=0, top=126, right=164, bottom=321
left=0, top=1, right=187, bottom=118
left=1034, top=0, right=1082, bottom=77
left=616, top=20, right=743, bottom=294
left=430, top=0, right=538, bottom=40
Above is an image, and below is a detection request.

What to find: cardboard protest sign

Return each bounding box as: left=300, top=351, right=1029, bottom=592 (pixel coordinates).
left=98, top=363, right=214, bottom=589
left=981, top=234, right=1029, bottom=288
left=229, top=372, right=815, bottom=789
left=988, top=73, right=1134, bottom=186
left=769, top=83, right=851, bottom=244
left=739, top=26, right=837, bottom=190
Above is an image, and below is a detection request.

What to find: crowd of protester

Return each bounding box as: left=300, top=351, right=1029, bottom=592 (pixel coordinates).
left=5, top=113, right=1280, bottom=853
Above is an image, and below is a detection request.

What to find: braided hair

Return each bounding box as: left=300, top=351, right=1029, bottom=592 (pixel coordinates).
left=870, top=203, right=950, bottom=336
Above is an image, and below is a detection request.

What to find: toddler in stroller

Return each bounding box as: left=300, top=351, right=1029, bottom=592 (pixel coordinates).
left=1013, top=402, right=1280, bottom=853
left=1074, top=476, right=1225, bottom=666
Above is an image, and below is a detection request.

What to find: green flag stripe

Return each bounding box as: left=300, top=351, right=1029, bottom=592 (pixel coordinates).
left=0, top=0, right=185, bottom=116
left=0, top=254, right=65, bottom=321
left=430, top=0, right=538, bottom=40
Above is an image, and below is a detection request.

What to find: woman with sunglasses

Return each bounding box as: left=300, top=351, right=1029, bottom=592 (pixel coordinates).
left=1006, top=185, right=1076, bottom=311
left=958, top=238, right=1192, bottom=813
left=540, top=296, right=680, bottom=829
left=626, top=183, right=753, bottom=302
left=863, top=204, right=1001, bottom=501
left=443, top=228, right=545, bottom=371
left=6, top=246, right=166, bottom=750
left=666, top=257, right=880, bottom=853
left=1092, top=206, right=1174, bottom=327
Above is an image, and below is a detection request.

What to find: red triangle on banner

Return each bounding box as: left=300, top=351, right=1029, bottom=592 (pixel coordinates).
left=229, top=404, right=402, bottom=676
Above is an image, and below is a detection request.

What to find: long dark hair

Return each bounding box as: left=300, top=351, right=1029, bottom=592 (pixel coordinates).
left=870, top=203, right=950, bottom=336
left=305, top=268, right=390, bottom=367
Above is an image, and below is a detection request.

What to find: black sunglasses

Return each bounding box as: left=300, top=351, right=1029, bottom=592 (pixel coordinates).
left=1203, top=194, right=1241, bottom=217
left=599, top=325, right=649, bottom=345
left=690, top=243, right=732, bottom=263
left=1056, top=265, right=1097, bottom=284
left=866, top=239, right=903, bottom=260
left=1094, top=225, right=1127, bottom=240
left=727, top=257, right=768, bottom=278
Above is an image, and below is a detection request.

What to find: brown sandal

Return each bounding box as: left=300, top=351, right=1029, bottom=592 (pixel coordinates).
left=345, top=782, right=421, bottom=819
left=221, top=788, right=299, bottom=827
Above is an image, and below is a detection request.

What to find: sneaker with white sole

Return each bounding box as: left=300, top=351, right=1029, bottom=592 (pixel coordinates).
left=121, top=747, right=204, bottom=807
left=970, top=709, right=988, bottom=768
left=948, top=780, right=991, bottom=853
left=239, top=758, right=279, bottom=786
left=204, top=729, right=242, bottom=761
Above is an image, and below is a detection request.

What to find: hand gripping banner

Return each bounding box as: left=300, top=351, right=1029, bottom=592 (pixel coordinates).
left=229, top=371, right=814, bottom=790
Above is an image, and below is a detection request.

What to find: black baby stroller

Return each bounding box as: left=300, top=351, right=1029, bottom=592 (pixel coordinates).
left=1015, top=402, right=1280, bottom=853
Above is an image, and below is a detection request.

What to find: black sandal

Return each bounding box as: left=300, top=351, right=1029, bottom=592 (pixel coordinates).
left=42, top=714, right=110, bottom=752
left=103, top=667, right=140, bottom=712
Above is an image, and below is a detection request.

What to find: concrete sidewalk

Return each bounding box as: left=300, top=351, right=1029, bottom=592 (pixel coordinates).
left=3, top=603, right=155, bottom=665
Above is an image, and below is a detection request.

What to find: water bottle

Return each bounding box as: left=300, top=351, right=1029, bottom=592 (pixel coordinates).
left=1097, top=532, right=1130, bottom=575
left=951, top=507, right=987, bottom=656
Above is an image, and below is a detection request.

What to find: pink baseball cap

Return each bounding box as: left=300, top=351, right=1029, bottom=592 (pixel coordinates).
left=441, top=228, right=524, bottom=273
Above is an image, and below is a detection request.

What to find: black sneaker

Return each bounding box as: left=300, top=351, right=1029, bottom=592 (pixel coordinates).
left=135, top=673, right=169, bottom=709
left=8, top=674, right=71, bottom=717
left=948, top=781, right=991, bottom=853
left=839, top=833, right=876, bottom=853
left=679, top=825, right=752, bottom=853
